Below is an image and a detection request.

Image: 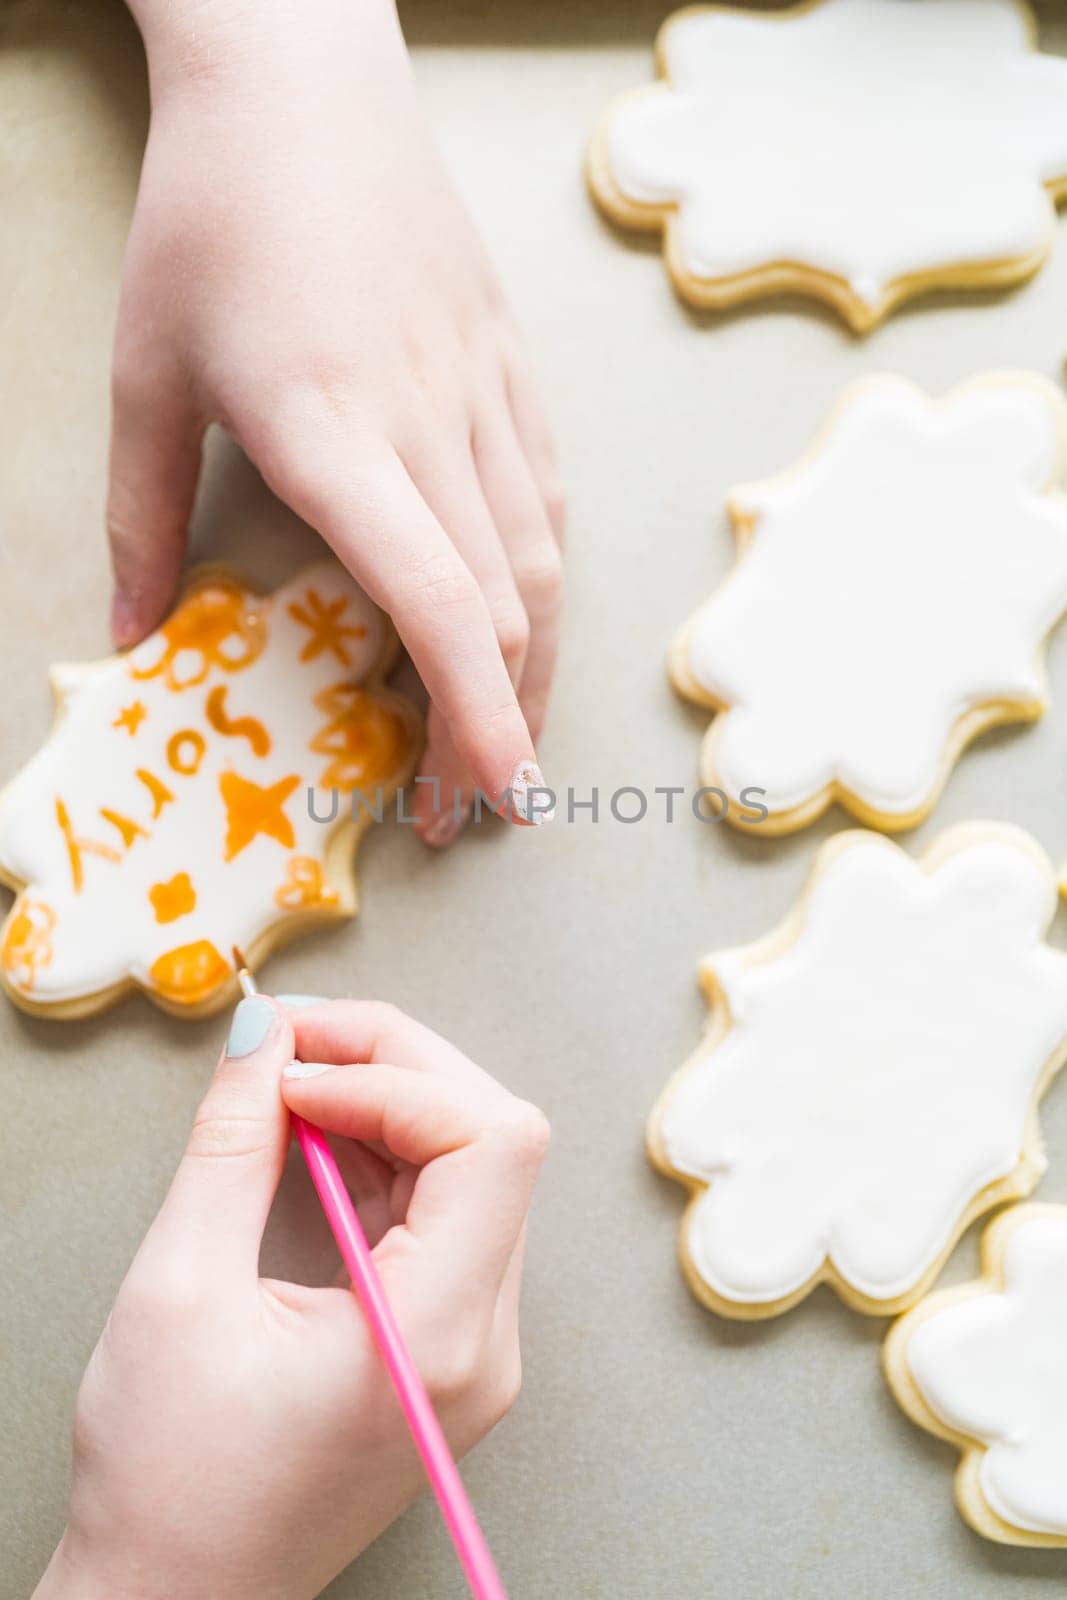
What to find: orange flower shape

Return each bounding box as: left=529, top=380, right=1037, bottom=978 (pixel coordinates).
left=0, top=898, right=56, bottom=992
left=149, top=872, right=197, bottom=924
left=275, top=856, right=340, bottom=911
left=129, top=575, right=266, bottom=692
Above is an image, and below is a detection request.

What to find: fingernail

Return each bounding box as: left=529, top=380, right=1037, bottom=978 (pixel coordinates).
left=226, top=996, right=276, bottom=1058
left=422, top=802, right=472, bottom=849
left=110, top=589, right=140, bottom=649
left=275, top=994, right=327, bottom=1008
left=509, top=761, right=555, bottom=826
left=283, top=1059, right=334, bottom=1080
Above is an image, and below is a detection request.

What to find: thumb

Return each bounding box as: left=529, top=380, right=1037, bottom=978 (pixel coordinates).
left=107, top=352, right=202, bottom=648
left=145, top=997, right=294, bottom=1285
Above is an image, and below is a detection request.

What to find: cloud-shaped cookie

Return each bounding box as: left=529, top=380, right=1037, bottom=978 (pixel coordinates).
left=648, top=825, right=1067, bottom=1318
left=886, top=1205, right=1067, bottom=1546
left=588, top=0, right=1067, bottom=330
left=671, top=373, right=1067, bottom=834
left=0, top=562, right=421, bottom=1018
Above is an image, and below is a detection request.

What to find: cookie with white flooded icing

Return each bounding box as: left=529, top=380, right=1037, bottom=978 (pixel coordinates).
left=671, top=372, right=1067, bottom=835
left=648, top=824, right=1067, bottom=1319
left=588, top=0, right=1067, bottom=330
left=885, top=1204, right=1067, bottom=1546
left=0, top=561, right=422, bottom=1018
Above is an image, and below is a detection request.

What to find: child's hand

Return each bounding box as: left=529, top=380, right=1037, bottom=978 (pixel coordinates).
left=110, top=0, right=564, bottom=842
left=34, top=997, right=549, bottom=1600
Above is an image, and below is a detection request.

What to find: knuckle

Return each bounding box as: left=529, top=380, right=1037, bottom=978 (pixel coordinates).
left=425, top=1338, right=484, bottom=1409
left=241, top=373, right=371, bottom=505
left=185, top=1104, right=273, bottom=1165
left=508, top=1100, right=550, bottom=1164
left=118, top=1260, right=201, bottom=1326
left=405, top=558, right=483, bottom=625
left=512, top=542, right=563, bottom=611
left=499, top=1100, right=551, bottom=1166
left=544, top=485, right=567, bottom=543
left=491, top=599, right=530, bottom=667
left=489, top=1351, right=523, bottom=1423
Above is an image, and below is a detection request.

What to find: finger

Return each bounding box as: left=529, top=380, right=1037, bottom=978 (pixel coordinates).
left=399, top=432, right=531, bottom=690
left=397, top=433, right=530, bottom=843
left=141, top=997, right=293, bottom=1285
left=472, top=408, right=563, bottom=743
left=290, top=999, right=495, bottom=1091
left=262, top=441, right=549, bottom=824
left=107, top=349, right=203, bottom=647
left=282, top=1061, right=549, bottom=1297
left=327, top=1132, right=400, bottom=1247
left=415, top=706, right=473, bottom=848
left=504, top=352, right=567, bottom=545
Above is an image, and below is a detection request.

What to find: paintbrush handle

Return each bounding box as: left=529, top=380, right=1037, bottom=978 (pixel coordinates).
left=292, top=1114, right=509, bottom=1600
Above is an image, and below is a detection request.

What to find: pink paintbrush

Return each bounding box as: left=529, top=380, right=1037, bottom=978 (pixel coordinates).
left=232, top=948, right=509, bottom=1600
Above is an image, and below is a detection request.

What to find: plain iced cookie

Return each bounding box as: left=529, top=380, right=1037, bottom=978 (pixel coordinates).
left=885, top=1204, right=1067, bottom=1547
left=0, top=562, right=421, bottom=1018
left=587, top=0, right=1067, bottom=330
left=670, top=373, right=1067, bottom=835
left=648, top=825, right=1067, bottom=1319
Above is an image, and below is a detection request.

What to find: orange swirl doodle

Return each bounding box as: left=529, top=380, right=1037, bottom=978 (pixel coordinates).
left=205, top=685, right=271, bottom=757
left=130, top=577, right=266, bottom=691
left=310, top=684, right=411, bottom=791
left=274, top=855, right=339, bottom=911
left=1, top=898, right=56, bottom=991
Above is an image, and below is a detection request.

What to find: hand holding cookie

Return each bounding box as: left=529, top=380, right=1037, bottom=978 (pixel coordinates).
left=108, top=0, right=564, bottom=843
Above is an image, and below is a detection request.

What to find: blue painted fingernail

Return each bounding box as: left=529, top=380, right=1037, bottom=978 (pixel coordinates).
left=226, top=997, right=276, bottom=1058
left=275, top=994, right=327, bottom=1008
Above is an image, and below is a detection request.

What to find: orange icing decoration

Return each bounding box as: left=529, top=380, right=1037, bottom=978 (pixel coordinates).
left=310, top=685, right=410, bottom=792
left=288, top=588, right=367, bottom=667
left=100, top=809, right=149, bottom=850
left=1, top=898, right=56, bottom=991
left=274, top=855, right=339, bottom=911
left=219, top=771, right=299, bottom=860
left=167, top=729, right=206, bottom=776
left=55, top=797, right=121, bottom=892
left=113, top=701, right=147, bottom=736
left=149, top=872, right=197, bottom=924
left=205, top=685, right=271, bottom=757
left=136, top=768, right=174, bottom=819
left=130, top=577, right=265, bottom=691
left=149, top=939, right=231, bottom=1004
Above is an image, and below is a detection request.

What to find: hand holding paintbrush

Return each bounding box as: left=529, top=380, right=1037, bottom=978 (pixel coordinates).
left=33, top=993, right=549, bottom=1600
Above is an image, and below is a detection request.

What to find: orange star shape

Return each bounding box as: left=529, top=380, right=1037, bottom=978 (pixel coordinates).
left=288, top=588, right=367, bottom=667
left=113, top=700, right=147, bottom=737
left=219, top=771, right=300, bottom=861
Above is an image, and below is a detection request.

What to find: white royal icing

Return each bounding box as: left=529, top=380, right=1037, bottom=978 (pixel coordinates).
left=906, top=1208, right=1067, bottom=1536
left=683, top=375, right=1067, bottom=821
left=604, top=0, right=1067, bottom=312
left=656, top=828, right=1067, bottom=1308
left=0, top=561, right=418, bottom=1010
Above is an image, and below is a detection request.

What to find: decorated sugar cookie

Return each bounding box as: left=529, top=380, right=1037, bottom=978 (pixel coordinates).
left=648, top=824, right=1067, bottom=1320
left=671, top=373, right=1067, bottom=835
left=0, top=562, right=421, bottom=1018
left=588, top=0, right=1067, bottom=331
left=885, top=1205, right=1067, bottom=1546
